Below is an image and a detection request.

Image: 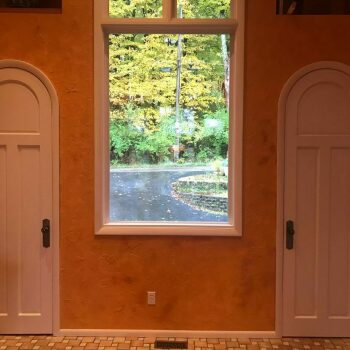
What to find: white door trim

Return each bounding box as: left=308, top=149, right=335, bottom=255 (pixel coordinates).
left=276, top=61, right=350, bottom=337
left=0, top=59, right=60, bottom=334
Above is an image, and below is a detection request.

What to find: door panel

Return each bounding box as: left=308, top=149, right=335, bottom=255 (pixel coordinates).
left=0, top=67, right=53, bottom=334
left=19, top=146, right=41, bottom=315
left=0, top=82, right=40, bottom=133
left=294, top=148, right=319, bottom=317
left=328, top=148, right=350, bottom=318
left=0, top=146, right=7, bottom=317
left=283, top=66, right=350, bottom=336
left=297, top=82, right=350, bottom=135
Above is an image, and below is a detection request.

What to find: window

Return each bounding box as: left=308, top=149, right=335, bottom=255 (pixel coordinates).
left=95, top=0, right=244, bottom=236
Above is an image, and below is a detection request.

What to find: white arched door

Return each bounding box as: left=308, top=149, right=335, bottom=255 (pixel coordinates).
left=0, top=63, right=56, bottom=334
left=282, top=62, right=350, bottom=337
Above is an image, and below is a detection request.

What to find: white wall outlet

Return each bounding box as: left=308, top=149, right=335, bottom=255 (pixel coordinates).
left=147, top=291, right=156, bottom=305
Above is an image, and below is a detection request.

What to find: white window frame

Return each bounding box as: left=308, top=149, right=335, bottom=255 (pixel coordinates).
left=94, top=0, right=245, bottom=236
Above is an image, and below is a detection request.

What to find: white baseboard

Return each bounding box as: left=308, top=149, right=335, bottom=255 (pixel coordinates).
left=58, top=329, right=277, bottom=338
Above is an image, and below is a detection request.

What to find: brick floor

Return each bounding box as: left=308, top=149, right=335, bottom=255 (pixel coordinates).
left=0, top=336, right=350, bottom=350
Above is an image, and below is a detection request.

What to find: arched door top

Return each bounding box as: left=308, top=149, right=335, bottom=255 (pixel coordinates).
left=279, top=61, right=350, bottom=115
left=0, top=60, right=59, bottom=111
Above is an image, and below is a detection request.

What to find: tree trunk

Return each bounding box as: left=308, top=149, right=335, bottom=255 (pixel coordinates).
left=221, top=34, right=230, bottom=109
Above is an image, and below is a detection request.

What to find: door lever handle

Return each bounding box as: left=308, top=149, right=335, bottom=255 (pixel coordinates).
left=41, top=219, right=50, bottom=248
left=286, top=220, right=294, bottom=250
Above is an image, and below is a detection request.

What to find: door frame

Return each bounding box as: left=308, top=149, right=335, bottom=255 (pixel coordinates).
left=0, top=59, right=60, bottom=334
left=275, top=61, right=350, bottom=337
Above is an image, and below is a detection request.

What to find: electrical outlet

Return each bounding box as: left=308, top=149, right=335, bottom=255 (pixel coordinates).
left=147, top=291, right=156, bottom=305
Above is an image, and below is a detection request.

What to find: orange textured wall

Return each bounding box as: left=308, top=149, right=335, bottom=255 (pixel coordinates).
left=1, top=0, right=350, bottom=331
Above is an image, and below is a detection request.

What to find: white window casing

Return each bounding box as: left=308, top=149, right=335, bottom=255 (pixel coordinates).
left=94, top=0, right=245, bottom=236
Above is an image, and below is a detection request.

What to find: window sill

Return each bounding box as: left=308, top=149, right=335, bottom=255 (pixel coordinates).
left=96, top=223, right=241, bottom=236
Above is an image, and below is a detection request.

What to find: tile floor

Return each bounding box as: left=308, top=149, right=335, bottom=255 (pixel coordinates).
left=0, top=336, right=350, bottom=350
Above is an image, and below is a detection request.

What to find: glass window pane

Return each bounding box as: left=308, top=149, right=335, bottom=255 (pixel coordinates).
left=178, top=0, right=231, bottom=18
left=109, top=0, right=162, bottom=18
left=109, top=34, right=230, bottom=223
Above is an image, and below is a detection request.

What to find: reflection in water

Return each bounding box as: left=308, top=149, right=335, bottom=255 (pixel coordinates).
left=110, top=169, right=228, bottom=222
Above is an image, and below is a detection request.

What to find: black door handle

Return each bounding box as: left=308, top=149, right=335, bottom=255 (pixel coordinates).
left=41, top=219, right=50, bottom=248
left=286, top=220, right=294, bottom=250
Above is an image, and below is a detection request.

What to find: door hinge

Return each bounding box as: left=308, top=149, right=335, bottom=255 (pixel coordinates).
left=41, top=219, right=50, bottom=248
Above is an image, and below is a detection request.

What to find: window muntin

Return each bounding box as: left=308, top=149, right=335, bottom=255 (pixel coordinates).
left=95, top=0, right=243, bottom=235
left=109, top=0, right=162, bottom=18
left=109, top=33, right=230, bottom=223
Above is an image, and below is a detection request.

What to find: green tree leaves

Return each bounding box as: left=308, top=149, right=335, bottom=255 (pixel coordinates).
left=180, top=0, right=231, bottom=18
left=109, top=33, right=230, bottom=165
left=109, top=0, right=162, bottom=18
left=108, top=0, right=231, bottom=19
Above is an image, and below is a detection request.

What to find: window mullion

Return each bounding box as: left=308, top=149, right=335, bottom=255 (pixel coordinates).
left=102, top=20, right=237, bottom=35
left=231, top=0, right=235, bottom=19
left=162, top=0, right=176, bottom=20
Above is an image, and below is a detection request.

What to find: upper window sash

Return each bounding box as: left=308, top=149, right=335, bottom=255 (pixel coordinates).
left=96, top=0, right=238, bottom=27
left=97, top=1, right=238, bottom=35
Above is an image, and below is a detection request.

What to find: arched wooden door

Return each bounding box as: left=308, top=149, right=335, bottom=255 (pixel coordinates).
left=0, top=62, right=57, bottom=334
left=282, top=62, right=350, bottom=337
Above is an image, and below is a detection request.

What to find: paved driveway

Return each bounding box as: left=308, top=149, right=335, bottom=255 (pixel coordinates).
left=110, top=167, right=228, bottom=222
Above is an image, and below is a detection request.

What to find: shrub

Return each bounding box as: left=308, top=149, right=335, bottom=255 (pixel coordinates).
left=110, top=105, right=176, bottom=164
left=110, top=105, right=229, bottom=165
left=194, top=108, right=228, bottom=162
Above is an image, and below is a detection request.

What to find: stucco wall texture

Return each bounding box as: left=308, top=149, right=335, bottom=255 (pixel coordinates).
left=0, top=0, right=350, bottom=331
